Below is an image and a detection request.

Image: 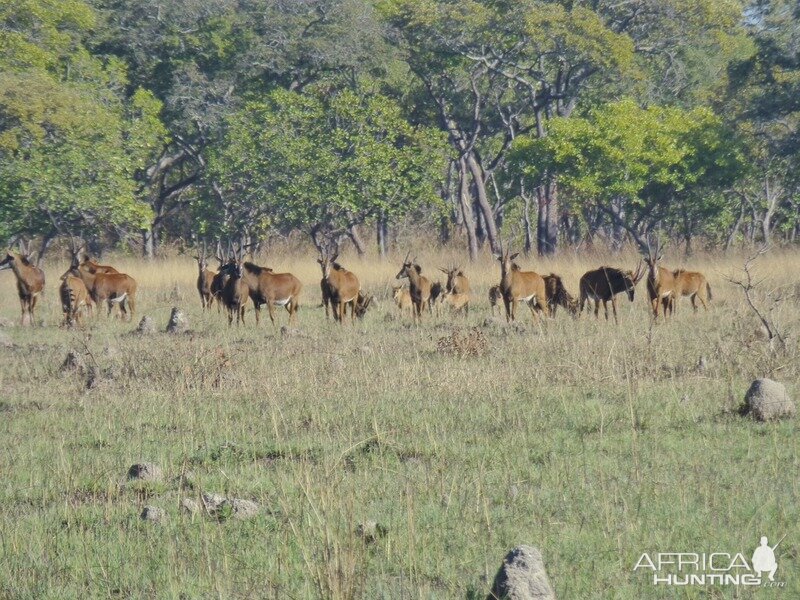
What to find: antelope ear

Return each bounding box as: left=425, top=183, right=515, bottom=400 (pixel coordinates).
left=317, top=258, right=323, bottom=264
left=510, top=252, right=520, bottom=261
left=330, top=253, right=338, bottom=262
left=457, top=270, right=464, bottom=276
left=657, top=253, right=663, bottom=261
left=414, top=265, right=422, bottom=274
left=493, top=254, right=501, bottom=261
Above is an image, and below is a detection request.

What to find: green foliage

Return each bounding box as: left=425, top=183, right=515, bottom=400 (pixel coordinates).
left=509, top=99, right=747, bottom=237
left=207, top=87, right=447, bottom=242
left=0, top=0, right=162, bottom=243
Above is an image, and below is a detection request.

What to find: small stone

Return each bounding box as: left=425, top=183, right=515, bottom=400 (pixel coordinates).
left=356, top=520, right=388, bottom=543
left=225, top=498, right=259, bottom=520
left=127, top=463, right=163, bottom=482
left=135, top=316, right=155, bottom=334
left=488, top=545, right=556, bottom=600
left=165, top=307, right=188, bottom=334
left=140, top=505, right=166, bottom=524
left=482, top=317, right=503, bottom=328
left=180, top=498, right=200, bottom=516
left=201, top=492, right=226, bottom=513
left=743, top=378, right=796, bottom=421
left=697, top=356, right=707, bottom=373
left=280, top=326, right=303, bottom=338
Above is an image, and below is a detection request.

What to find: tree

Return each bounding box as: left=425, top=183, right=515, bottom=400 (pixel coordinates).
left=0, top=0, right=156, bottom=251
left=508, top=99, right=746, bottom=251
left=206, top=87, right=446, bottom=253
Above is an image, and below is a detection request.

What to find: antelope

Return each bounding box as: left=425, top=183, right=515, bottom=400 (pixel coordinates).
left=78, top=252, right=119, bottom=274
left=219, top=254, right=249, bottom=326
left=210, top=244, right=232, bottom=313
left=392, top=285, right=413, bottom=316
left=222, top=248, right=301, bottom=325
left=578, top=263, right=645, bottom=324
left=395, top=252, right=432, bottom=321
left=59, top=272, right=92, bottom=326
left=643, top=241, right=676, bottom=319
left=69, top=243, right=137, bottom=320
left=672, top=269, right=712, bottom=312
left=354, top=291, right=374, bottom=319
left=429, top=281, right=445, bottom=316
left=194, top=242, right=216, bottom=310
left=441, top=290, right=470, bottom=314
left=543, top=274, right=578, bottom=317
left=0, top=241, right=45, bottom=326
left=495, top=249, right=547, bottom=323
left=440, top=266, right=471, bottom=315
left=318, top=252, right=360, bottom=324
left=488, top=285, right=502, bottom=315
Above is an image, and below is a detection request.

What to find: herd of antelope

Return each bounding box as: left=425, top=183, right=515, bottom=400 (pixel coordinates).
left=0, top=239, right=712, bottom=328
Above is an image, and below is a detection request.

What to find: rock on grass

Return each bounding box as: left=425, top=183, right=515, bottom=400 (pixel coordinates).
left=140, top=505, right=166, bottom=524
left=487, top=545, right=556, bottom=600
left=127, top=463, right=163, bottom=482
left=743, top=378, right=796, bottom=421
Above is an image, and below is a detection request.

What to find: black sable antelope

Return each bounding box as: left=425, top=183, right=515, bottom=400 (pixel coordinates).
left=578, top=262, right=644, bottom=324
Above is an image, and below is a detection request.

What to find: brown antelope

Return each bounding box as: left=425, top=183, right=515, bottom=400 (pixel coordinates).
left=194, top=243, right=216, bottom=310
left=317, top=252, right=360, bottom=324
left=79, top=255, right=119, bottom=274
left=440, top=266, right=471, bottom=315
left=395, top=252, right=432, bottom=321
left=0, top=241, right=45, bottom=326
left=223, top=249, right=301, bottom=325
left=672, top=269, right=712, bottom=312
left=488, top=285, right=502, bottom=315
left=543, top=273, right=578, bottom=317
left=392, top=285, right=413, bottom=316
left=578, top=263, right=644, bottom=324
left=59, top=272, right=92, bottom=326
left=441, top=290, right=470, bottom=314
left=643, top=241, right=676, bottom=319
left=219, top=255, right=250, bottom=326
left=68, top=244, right=137, bottom=320
left=495, top=249, right=546, bottom=323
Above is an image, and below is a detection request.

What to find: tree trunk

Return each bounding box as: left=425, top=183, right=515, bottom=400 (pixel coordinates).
left=142, top=228, right=155, bottom=259
left=536, top=180, right=559, bottom=256
left=376, top=215, right=389, bottom=258
left=465, top=152, right=500, bottom=253
left=348, top=224, right=366, bottom=257
left=459, top=157, right=478, bottom=261
left=522, top=192, right=534, bottom=255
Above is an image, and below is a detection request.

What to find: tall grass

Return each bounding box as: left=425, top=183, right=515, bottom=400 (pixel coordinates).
left=0, top=245, right=797, bottom=598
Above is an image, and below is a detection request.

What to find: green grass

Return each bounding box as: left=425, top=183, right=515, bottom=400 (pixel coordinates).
left=0, top=250, right=798, bottom=599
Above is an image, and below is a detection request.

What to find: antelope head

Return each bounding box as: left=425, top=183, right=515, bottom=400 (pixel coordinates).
left=395, top=251, right=417, bottom=280
left=494, top=249, right=519, bottom=278
left=624, top=260, right=645, bottom=301
left=317, top=248, right=338, bottom=279
left=0, top=250, right=15, bottom=271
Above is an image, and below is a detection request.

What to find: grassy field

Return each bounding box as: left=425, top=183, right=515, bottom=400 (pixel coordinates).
left=0, top=246, right=798, bottom=599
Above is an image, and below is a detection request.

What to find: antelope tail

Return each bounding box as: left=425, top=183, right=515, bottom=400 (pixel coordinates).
left=706, top=282, right=712, bottom=301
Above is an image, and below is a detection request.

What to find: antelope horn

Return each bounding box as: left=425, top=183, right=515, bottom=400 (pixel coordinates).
left=403, top=250, right=411, bottom=264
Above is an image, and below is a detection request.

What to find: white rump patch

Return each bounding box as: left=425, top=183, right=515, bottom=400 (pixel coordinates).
left=273, top=297, right=291, bottom=306
left=109, top=293, right=127, bottom=304
left=520, top=294, right=535, bottom=302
